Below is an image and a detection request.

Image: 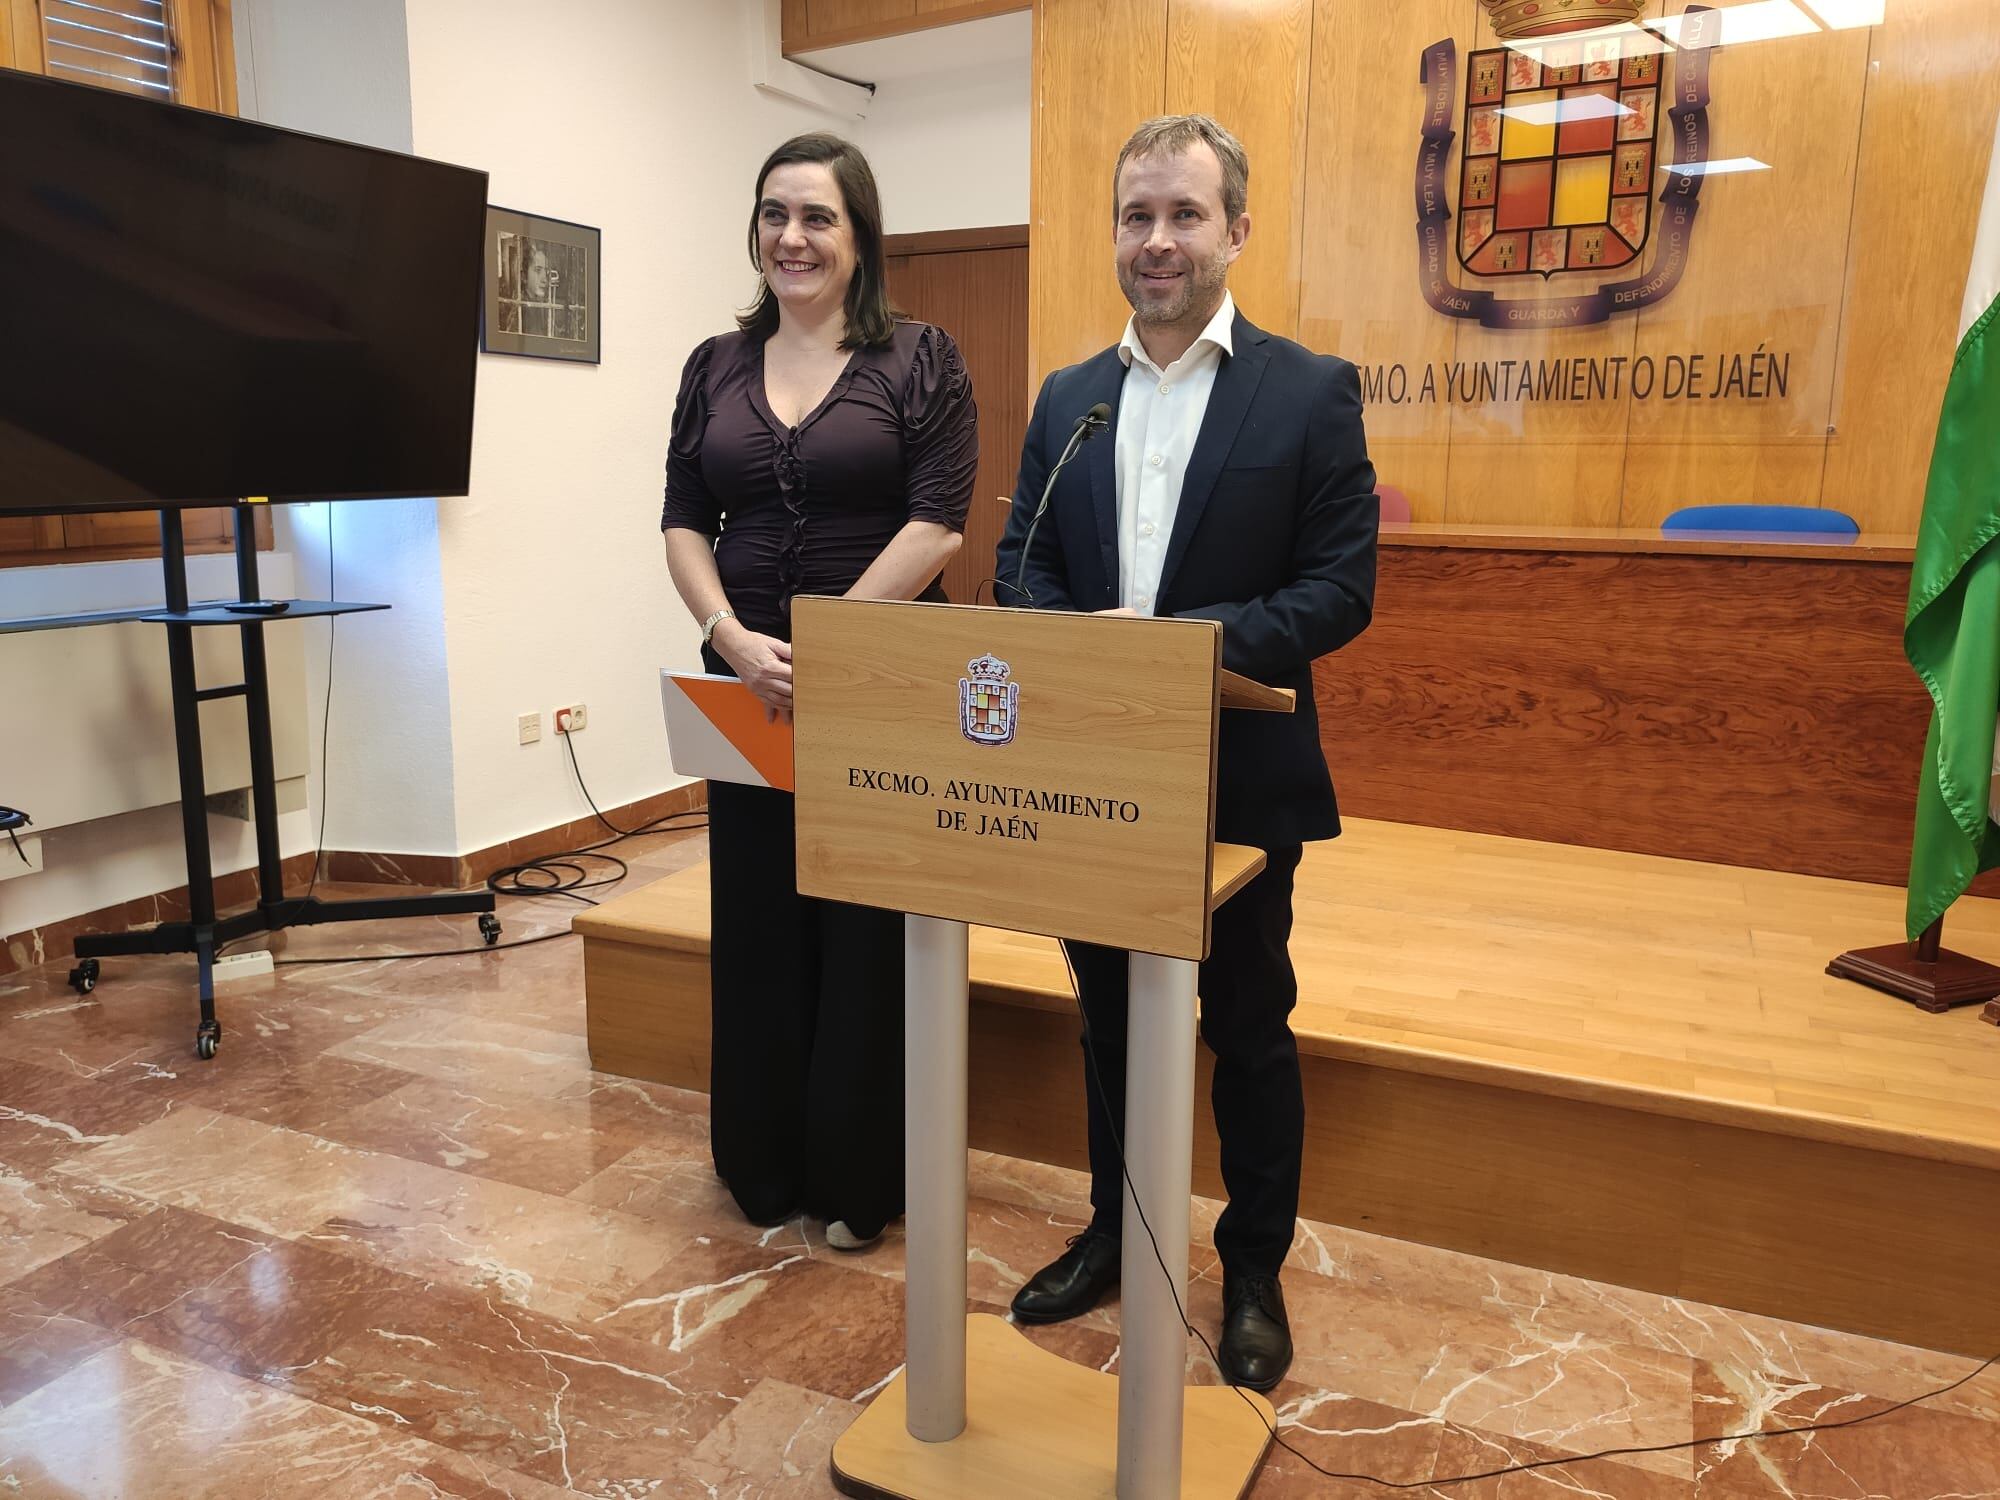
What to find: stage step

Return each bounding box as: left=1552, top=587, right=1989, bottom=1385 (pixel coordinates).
left=575, top=820, right=2000, bottom=1357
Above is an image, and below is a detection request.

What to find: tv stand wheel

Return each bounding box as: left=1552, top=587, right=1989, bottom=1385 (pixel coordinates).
left=479, top=913, right=502, bottom=946
left=195, top=1021, right=221, bottom=1061
left=68, top=960, right=99, bottom=995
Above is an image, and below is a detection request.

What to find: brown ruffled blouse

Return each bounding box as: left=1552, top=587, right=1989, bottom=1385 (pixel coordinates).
left=661, top=320, right=978, bottom=639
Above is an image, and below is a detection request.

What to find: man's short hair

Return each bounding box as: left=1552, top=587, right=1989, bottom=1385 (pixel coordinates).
left=1112, top=114, right=1249, bottom=224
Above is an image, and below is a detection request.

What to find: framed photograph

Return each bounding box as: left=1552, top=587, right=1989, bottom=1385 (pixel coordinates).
left=482, top=206, right=600, bottom=363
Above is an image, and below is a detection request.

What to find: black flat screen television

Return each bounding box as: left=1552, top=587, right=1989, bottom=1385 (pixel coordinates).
left=0, top=70, right=486, bottom=515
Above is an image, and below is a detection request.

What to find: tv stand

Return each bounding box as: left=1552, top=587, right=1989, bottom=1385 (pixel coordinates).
left=67, top=504, right=498, bottom=1059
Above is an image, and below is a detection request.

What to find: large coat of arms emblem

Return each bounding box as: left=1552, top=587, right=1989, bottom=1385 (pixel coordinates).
left=959, top=653, right=1020, bottom=747
left=1418, top=0, right=1717, bottom=328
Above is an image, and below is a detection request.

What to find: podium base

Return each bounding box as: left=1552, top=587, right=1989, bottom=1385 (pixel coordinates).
left=830, top=1314, right=1273, bottom=1500
left=1827, top=941, right=2000, bottom=1013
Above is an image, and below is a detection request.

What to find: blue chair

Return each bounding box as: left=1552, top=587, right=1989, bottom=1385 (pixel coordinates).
left=1661, top=504, right=1860, bottom=541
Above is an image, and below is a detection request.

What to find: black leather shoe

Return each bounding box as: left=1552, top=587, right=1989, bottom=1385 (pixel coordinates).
left=1010, top=1229, right=1121, bottom=1324
left=1218, top=1274, right=1292, bottom=1391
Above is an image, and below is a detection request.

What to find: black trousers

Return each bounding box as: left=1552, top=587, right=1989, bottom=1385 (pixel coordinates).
left=1066, top=845, right=1304, bottom=1280
left=705, top=779, right=905, bottom=1237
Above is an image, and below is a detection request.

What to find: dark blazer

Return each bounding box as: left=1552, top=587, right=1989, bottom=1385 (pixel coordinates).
left=994, top=310, right=1378, bottom=849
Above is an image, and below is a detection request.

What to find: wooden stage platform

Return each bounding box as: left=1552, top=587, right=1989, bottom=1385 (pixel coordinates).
left=575, top=817, right=2000, bottom=1358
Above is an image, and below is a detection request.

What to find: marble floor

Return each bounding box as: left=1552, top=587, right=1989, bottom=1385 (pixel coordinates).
left=2, top=825, right=1998, bottom=1498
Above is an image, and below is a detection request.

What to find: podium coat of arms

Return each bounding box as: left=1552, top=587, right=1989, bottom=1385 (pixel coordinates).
left=959, top=654, right=1020, bottom=747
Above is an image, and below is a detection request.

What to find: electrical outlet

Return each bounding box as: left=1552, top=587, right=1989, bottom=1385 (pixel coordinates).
left=518, top=712, right=542, bottom=745
left=555, top=703, right=587, bottom=734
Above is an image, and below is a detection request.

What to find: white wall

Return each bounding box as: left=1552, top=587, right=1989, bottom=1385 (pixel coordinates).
left=857, top=57, right=1031, bottom=236
left=404, top=0, right=842, bottom=854
left=263, top=0, right=1027, bottom=863
left=6, top=0, right=1034, bottom=941
left=0, top=554, right=311, bottom=939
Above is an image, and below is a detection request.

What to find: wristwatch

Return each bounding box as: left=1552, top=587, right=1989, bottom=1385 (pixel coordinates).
left=700, top=607, right=737, bottom=646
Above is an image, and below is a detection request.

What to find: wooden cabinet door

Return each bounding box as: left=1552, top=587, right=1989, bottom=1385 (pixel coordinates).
left=885, top=233, right=1030, bottom=606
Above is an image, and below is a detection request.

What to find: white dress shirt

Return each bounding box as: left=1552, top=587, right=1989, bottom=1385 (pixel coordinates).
left=1113, top=291, right=1236, bottom=615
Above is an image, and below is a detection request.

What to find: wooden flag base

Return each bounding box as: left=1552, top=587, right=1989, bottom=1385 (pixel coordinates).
left=1984, top=1001, right=2000, bottom=1027
left=1828, top=918, right=2000, bottom=1013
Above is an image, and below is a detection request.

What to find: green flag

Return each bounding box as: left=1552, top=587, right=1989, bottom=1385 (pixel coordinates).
left=1904, top=121, right=2000, bottom=939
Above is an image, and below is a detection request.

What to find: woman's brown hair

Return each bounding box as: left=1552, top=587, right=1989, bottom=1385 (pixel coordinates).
left=738, top=132, right=897, bottom=350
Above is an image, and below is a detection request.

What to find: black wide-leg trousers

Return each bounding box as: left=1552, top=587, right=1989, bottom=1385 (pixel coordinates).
left=1065, top=845, right=1305, bottom=1280
left=704, top=779, right=904, bottom=1237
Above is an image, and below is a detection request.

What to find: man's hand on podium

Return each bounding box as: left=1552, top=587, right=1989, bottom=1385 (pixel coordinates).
left=713, top=620, right=794, bottom=724
left=1094, top=607, right=1139, bottom=617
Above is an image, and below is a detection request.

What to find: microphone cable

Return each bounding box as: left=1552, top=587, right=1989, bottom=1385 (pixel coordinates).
left=999, top=402, right=1110, bottom=606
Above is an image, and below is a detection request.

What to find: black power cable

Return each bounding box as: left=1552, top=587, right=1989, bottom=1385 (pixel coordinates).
left=1060, top=945, right=1998, bottom=1489
left=2, top=806, right=33, bottom=866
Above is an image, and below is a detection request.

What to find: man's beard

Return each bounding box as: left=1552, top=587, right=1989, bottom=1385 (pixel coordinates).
left=1120, top=248, right=1229, bottom=326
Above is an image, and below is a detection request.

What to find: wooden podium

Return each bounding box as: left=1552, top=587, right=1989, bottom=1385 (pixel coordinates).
left=788, top=597, right=1286, bottom=1500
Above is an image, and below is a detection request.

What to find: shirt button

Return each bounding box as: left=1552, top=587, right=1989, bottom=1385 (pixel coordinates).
left=1149, top=454, right=1163, bottom=468
left=1159, top=382, right=1171, bottom=395
left=1141, top=521, right=1156, bottom=536
left=1137, top=593, right=1152, bottom=608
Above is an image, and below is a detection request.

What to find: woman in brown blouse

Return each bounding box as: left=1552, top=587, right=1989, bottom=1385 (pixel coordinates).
left=662, top=134, right=977, bottom=1250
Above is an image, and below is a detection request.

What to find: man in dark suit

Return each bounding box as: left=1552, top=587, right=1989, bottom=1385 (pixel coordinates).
left=995, top=114, right=1377, bottom=1391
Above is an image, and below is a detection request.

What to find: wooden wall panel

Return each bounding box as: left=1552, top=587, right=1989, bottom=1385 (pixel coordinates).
left=1029, top=0, right=1166, bottom=383
left=1316, top=545, right=1943, bottom=886
left=1821, top=0, right=2000, bottom=532
left=1299, top=0, right=1467, bottom=520
left=1619, top=23, right=1869, bottom=526
left=1436, top=0, right=1663, bottom=528
left=1163, top=0, right=1312, bottom=335
left=1034, top=1, right=2000, bottom=532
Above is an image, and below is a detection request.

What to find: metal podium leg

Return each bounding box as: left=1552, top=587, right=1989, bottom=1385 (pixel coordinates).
left=1119, top=951, right=1198, bottom=1500
left=904, top=914, right=969, bottom=1443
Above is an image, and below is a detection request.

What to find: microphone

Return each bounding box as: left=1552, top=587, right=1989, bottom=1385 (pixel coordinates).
left=1011, top=403, right=1111, bottom=605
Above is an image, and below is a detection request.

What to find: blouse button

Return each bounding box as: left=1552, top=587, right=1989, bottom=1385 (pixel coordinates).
left=1149, top=454, right=1163, bottom=468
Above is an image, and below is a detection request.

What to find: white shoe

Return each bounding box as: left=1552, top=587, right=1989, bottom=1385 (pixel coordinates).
left=826, top=1220, right=883, bottom=1252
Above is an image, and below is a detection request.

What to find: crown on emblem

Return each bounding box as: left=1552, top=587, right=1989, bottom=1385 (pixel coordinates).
left=1481, top=0, right=1645, bottom=39
left=967, top=653, right=1010, bottom=682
